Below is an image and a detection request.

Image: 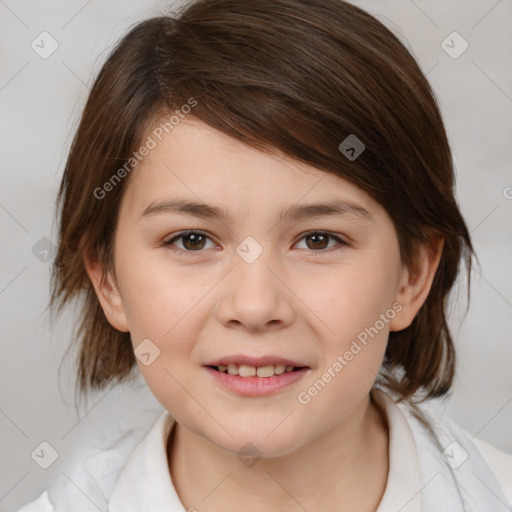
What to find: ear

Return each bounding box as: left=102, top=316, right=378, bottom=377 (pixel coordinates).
left=82, top=248, right=130, bottom=333
left=389, top=235, right=445, bottom=332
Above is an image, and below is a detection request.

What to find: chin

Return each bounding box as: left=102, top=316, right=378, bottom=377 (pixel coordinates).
left=210, top=424, right=305, bottom=460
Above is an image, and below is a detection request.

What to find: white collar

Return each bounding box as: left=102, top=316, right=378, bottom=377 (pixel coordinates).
left=373, top=388, right=422, bottom=512
left=107, top=411, right=182, bottom=511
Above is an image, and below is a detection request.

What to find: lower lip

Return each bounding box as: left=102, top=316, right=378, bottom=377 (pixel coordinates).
left=204, top=366, right=310, bottom=397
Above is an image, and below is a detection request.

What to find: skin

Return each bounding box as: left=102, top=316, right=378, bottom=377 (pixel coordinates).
left=84, top=117, right=444, bottom=512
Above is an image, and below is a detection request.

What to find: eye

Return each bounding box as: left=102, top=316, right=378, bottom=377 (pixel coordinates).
left=163, top=230, right=216, bottom=252
left=295, top=231, right=348, bottom=252
left=163, top=230, right=348, bottom=255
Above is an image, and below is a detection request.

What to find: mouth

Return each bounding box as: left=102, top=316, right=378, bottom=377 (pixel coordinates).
left=203, top=359, right=311, bottom=397
left=207, top=363, right=307, bottom=378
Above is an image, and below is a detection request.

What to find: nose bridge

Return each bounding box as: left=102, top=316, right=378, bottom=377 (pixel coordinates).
left=216, top=234, right=294, bottom=330
left=233, top=234, right=279, bottom=297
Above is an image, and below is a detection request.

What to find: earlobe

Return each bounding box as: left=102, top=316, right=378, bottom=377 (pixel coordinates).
left=82, top=250, right=130, bottom=333
left=389, top=236, right=445, bottom=332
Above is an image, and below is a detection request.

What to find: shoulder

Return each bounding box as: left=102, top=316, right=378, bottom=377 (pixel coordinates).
left=406, top=393, right=512, bottom=507
left=465, top=430, right=512, bottom=506
left=12, top=408, right=170, bottom=512
left=373, top=386, right=512, bottom=508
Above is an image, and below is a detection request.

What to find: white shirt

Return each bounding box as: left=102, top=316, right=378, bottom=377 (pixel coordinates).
left=16, top=387, right=512, bottom=511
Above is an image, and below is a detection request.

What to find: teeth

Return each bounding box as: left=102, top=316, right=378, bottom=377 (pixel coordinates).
left=274, top=364, right=286, bottom=375
left=239, top=364, right=257, bottom=377
left=256, top=365, right=274, bottom=377
left=215, top=363, right=298, bottom=377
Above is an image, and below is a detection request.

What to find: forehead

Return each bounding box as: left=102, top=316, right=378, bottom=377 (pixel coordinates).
left=118, top=117, right=383, bottom=224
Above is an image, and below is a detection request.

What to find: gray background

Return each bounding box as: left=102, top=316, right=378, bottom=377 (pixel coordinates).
left=1, top=0, right=511, bottom=509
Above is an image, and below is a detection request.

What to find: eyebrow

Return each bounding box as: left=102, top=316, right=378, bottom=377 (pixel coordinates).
left=140, top=198, right=374, bottom=223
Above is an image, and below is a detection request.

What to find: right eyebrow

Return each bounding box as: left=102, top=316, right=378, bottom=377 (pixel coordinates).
left=140, top=199, right=227, bottom=221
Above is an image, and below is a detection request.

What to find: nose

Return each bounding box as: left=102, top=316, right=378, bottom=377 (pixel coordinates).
left=215, top=246, right=295, bottom=333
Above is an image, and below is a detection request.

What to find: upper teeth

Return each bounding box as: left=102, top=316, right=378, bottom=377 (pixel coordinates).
left=217, top=364, right=296, bottom=377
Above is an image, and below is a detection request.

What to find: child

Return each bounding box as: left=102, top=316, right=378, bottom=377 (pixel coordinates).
left=17, top=0, right=512, bottom=510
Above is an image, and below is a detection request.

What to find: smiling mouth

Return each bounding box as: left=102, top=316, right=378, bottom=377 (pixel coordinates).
left=207, top=364, right=307, bottom=378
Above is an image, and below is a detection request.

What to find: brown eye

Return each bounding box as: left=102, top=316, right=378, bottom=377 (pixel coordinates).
left=164, top=231, right=215, bottom=252
left=305, top=233, right=329, bottom=250
left=181, top=233, right=206, bottom=250
left=296, top=232, right=347, bottom=252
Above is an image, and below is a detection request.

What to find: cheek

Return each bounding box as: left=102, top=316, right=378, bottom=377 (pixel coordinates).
left=295, top=329, right=387, bottom=441
left=317, top=264, right=397, bottom=334
left=117, top=254, right=211, bottom=375
left=299, top=275, right=392, bottom=413
left=116, top=248, right=205, bottom=338
left=305, top=257, right=397, bottom=384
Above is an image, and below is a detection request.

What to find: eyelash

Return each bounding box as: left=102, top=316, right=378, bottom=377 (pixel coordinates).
left=162, top=230, right=348, bottom=256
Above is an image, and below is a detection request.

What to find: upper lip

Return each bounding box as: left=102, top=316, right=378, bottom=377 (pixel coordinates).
left=205, top=355, right=309, bottom=368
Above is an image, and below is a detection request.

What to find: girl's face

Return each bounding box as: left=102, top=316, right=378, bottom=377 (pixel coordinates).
left=93, top=118, right=419, bottom=457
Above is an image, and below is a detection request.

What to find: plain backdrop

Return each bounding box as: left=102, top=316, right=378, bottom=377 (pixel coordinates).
left=1, top=0, right=511, bottom=509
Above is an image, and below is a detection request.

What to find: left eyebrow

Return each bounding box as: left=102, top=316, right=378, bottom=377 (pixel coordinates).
left=280, top=200, right=374, bottom=223
left=139, top=198, right=374, bottom=223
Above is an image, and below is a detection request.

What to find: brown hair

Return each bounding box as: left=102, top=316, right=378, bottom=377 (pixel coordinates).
left=49, top=0, right=474, bottom=406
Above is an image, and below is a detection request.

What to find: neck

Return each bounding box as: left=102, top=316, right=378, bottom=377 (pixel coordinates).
left=167, top=391, right=389, bottom=512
